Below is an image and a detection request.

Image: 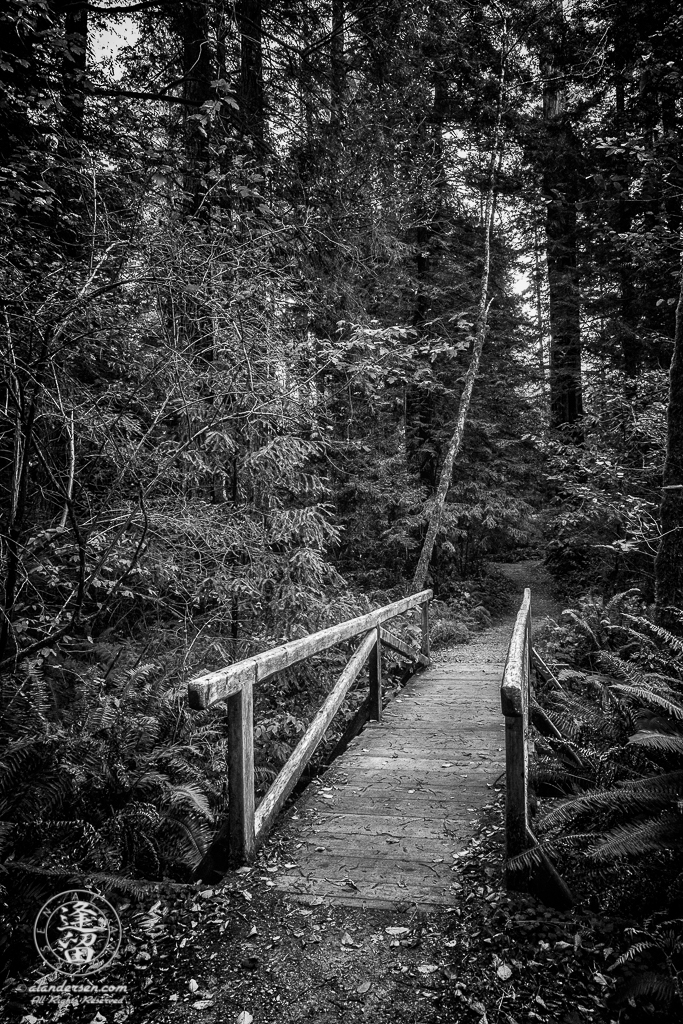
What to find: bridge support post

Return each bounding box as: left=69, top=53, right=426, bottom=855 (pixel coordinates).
left=227, top=671, right=256, bottom=863
left=502, top=589, right=573, bottom=909
left=193, top=669, right=256, bottom=879
left=369, top=625, right=382, bottom=721
left=421, top=601, right=430, bottom=661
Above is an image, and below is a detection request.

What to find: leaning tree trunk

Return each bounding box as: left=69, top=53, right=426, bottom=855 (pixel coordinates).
left=409, top=17, right=508, bottom=595
left=654, top=258, right=683, bottom=631
left=410, top=147, right=503, bottom=595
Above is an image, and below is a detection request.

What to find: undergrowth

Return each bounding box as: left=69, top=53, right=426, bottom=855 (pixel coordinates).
left=528, top=590, right=683, bottom=1017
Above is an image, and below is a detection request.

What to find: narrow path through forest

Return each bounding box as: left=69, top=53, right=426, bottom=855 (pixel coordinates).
left=269, top=559, right=561, bottom=910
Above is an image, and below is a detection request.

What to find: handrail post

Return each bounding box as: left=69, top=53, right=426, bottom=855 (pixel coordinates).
left=501, top=589, right=532, bottom=886
left=227, top=669, right=255, bottom=863
left=421, top=599, right=430, bottom=661
left=501, top=589, right=574, bottom=908
left=369, top=624, right=382, bottom=721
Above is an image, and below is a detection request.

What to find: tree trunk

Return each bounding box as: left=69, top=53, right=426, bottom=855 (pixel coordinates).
left=612, top=6, right=639, bottom=378
left=60, top=0, right=88, bottom=145
left=410, top=148, right=503, bottom=594
left=405, top=21, right=450, bottom=490
left=533, top=218, right=548, bottom=402
left=330, top=0, right=345, bottom=130
left=238, top=0, right=264, bottom=153
left=54, top=0, right=88, bottom=258
left=654, top=258, right=683, bottom=631
left=541, top=18, right=583, bottom=435
left=182, top=0, right=212, bottom=219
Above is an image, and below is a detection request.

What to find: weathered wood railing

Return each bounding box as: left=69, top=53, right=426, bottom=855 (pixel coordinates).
left=188, top=590, right=432, bottom=873
left=500, top=588, right=573, bottom=908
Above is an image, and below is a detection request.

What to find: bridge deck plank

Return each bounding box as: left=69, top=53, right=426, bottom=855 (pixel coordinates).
left=270, top=659, right=507, bottom=908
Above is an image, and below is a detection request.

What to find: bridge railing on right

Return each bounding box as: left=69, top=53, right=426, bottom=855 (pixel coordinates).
left=500, top=588, right=574, bottom=908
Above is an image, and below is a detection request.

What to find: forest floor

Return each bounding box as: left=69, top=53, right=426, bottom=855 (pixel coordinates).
left=8, top=563, right=631, bottom=1024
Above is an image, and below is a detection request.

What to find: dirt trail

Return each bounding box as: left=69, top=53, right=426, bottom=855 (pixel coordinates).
left=440, top=559, right=563, bottom=668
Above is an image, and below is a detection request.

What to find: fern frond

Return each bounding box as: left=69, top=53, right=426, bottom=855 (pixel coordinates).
left=624, top=615, right=683, bottom=659
left=621, top=971, right=678, bottom=1005
left=589, top=811, right=682, bottom=861
left=0, top=821, right=14, bottom=852
left=1, top=860, right=157, bottom=896
left=546, top=691, right=624, bottom=741
left=599, top=651, right=651, bottom=690
left=616, top=769, right=683, bottom=791
left=610, top=685, right=683, bottom=722
left=628, top=732, right=683, bottom=755
left=159, top=813, right=211, bottom=867
left=255, top=765, right=277, bottom=786
left=541, top=775, right=683, bottom=830
left=85, top=697, right=121, bottom=733
left=614, top=938, right=659, bottom=965
left=561, top=610, right=600, bottom=650
left=605, top=589, right=643, bottom=616
left=165, top=783, right=212, bottom=818
left=505, top=844, right=546, bottom=873
left=556, top=667, right=587, bottom=685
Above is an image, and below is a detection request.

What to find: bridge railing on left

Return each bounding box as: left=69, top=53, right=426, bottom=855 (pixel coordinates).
left=187, top=590, right=432, bottom=871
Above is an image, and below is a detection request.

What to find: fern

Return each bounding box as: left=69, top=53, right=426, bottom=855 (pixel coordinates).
left=624, top=615, right=683, bottom=660
left=0, top=657, right=223, bottom=885
left=610, top=684, right=683, bottom=721
left=629, top=732, right=683, bottom=755
left=611, top=916, right=683, bottom=1013
left=589, top=811, right=682, bottom=861
left=535, top=589, right=683, bottom=914
left=622, top=971, right=679, bottom=1004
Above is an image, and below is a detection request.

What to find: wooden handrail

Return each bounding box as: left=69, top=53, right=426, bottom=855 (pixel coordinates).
left=188, top=589, right=433, bottom=710
left=501, top=588, right=532, bottom=874
left=189, top=589, right=432, bottom=874
left=500, top=589, right=573, bottom=908
left=254, top=629, right=377, bottom=841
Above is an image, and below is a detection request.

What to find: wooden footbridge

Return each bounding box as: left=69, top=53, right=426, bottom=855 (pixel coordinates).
left=188, top=586, right=571, bottom=908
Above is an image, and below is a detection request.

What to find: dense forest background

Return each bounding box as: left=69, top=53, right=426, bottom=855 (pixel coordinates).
left=1, top=0, right=683, bottom=1001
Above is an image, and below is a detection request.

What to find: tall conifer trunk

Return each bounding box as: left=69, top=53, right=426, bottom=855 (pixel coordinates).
left=612, top=7, right=639, bottom=378
left=330, top=0, right=345, bottom=130
left=238, top=0, right=264, bottom=153
left=182, top=0, right=212, bottom=219
left=60, top=0, right=87, bottom=146
left=406, top=6, right=449, bottom=489
left=55, top=0, right=88, bottom=258
left=540, top=11, right=583, bottom=435
left=654, top=261, right=683, bottom=630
